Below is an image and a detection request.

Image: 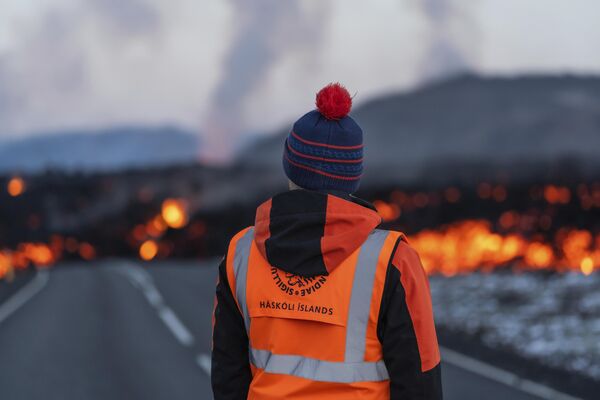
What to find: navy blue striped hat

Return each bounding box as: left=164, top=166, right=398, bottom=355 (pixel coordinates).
left=283, top=83, right=363, bottom=193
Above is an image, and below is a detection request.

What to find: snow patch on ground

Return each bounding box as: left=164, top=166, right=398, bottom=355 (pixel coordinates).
left=430, top=271, right=600, bottom=380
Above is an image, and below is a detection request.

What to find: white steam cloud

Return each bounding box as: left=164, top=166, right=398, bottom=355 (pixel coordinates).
left=202, top=0, right=327, bottom=162
left=418, top=0, right=478, bottom=82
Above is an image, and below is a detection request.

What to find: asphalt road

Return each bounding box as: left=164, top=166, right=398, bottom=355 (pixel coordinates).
left=0, top=261, right=561, bottom=400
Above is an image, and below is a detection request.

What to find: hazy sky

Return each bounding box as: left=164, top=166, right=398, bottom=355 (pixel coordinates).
left=1, top=0, right=600, bottom=149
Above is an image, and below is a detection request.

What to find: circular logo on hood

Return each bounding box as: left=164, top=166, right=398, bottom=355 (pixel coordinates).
left=270, top=267, right=327, bottom=296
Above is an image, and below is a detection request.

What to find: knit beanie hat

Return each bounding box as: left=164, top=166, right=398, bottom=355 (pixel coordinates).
left=283, top=83, right=363, bottom=193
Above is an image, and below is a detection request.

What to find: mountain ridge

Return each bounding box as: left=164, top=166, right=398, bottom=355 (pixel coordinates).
left=0, top=125, right=200, bottom=173
left=240, top=74, right=600, bottom=185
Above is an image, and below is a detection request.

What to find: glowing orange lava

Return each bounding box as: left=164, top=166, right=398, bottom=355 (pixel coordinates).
left=374, top=200, right=401, bottom=222
left=0, top=252, right=11, bottom=279
left=409, top=220, right=597, bottom=275
left=161, top=199, right=188, bottom=229
left=139, top=240, right=158, bottom=261
left=7, top=176, right=25, bottom=197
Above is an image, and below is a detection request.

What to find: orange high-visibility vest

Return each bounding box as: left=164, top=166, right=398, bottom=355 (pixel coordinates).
left=226, top=226, right=404, bottom=399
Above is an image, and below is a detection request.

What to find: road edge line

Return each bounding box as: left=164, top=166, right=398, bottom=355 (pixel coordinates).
left=196, top=353, right=212, bottom=376
left=440, top=346, right=583, bottom=400
left=157, top=306, right=195, bottom=346
left=0, top=269, right=50, bottom=324
left=118, top=263, right=195, bottom=347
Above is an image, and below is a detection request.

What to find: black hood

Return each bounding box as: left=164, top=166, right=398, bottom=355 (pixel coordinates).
left=253, top=189, right=381, bottom=277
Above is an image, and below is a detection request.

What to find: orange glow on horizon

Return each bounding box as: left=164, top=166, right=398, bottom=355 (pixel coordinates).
left=544, top=185, right=571, bottom=205
left=0, top=252, right=11, bottom=279
left=139, top=240, right=158, bottom=261
left=79, top=242, right=96, bottom=261
left=581, top=257, right=594, bottom=276
left=374, top=200, right=401, bottom=222
left=7, top=177, right=25, bottom=197
left=161, top=199, right=188, bottom=229
left=524, top=242, right=554, bottom=269
left=146, top=215, right=167, bottom=237
left=19, top=243, right=54, bottom=267
left=4, top=182, right=600, bottom=278
left=409, top=220, right=597, bottom=275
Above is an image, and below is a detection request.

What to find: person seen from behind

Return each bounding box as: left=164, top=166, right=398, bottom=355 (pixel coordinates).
left=212, top=83, right=443, bottom=399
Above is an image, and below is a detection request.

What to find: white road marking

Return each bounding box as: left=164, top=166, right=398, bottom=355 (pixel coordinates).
left=157, top=306, right=195, bottom=346
left=119, top=264, right=195, bottom=347
left=118, top=264, right=213, bottom=379
left=118, top=263, right=583, bottom=396
left=196, top=353, right=212, bottom=376
left=0, top=269, right=49, bottom=325
left=441, top=346, right=583, bottom=400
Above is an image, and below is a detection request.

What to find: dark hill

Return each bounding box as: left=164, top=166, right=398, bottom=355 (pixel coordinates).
left=241, top=74, right=600, bottom=186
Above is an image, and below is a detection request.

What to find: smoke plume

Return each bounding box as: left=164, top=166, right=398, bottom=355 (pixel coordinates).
left=418, top=0, right=477, bottom=82
left=202, top=0, right=327, bottom=163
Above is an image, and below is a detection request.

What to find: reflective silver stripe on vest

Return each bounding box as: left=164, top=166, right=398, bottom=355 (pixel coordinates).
left=250, top=348, right=389, bottom=383
left=233, top=227, right=254, bottom=333
left=345, top=229, right=389, bottom=363
left=234, top=227, right=391, bottom=383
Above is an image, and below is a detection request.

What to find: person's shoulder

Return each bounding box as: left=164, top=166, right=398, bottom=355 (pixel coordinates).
left=228, top=225, right=254, bottom=251
left=223, top=226, right=255, bottom=288
left=386, top=231, right=429, bottom=285
left=229, top=226, right=254, bottom=243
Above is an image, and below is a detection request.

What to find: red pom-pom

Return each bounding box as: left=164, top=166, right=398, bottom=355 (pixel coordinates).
left=315, top=83, right=352, bottom=120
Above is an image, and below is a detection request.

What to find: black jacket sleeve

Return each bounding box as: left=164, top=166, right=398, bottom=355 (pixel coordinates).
left=378, top=239, right=443, bottom=400
left=211, top=258, right=252, bottom=399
